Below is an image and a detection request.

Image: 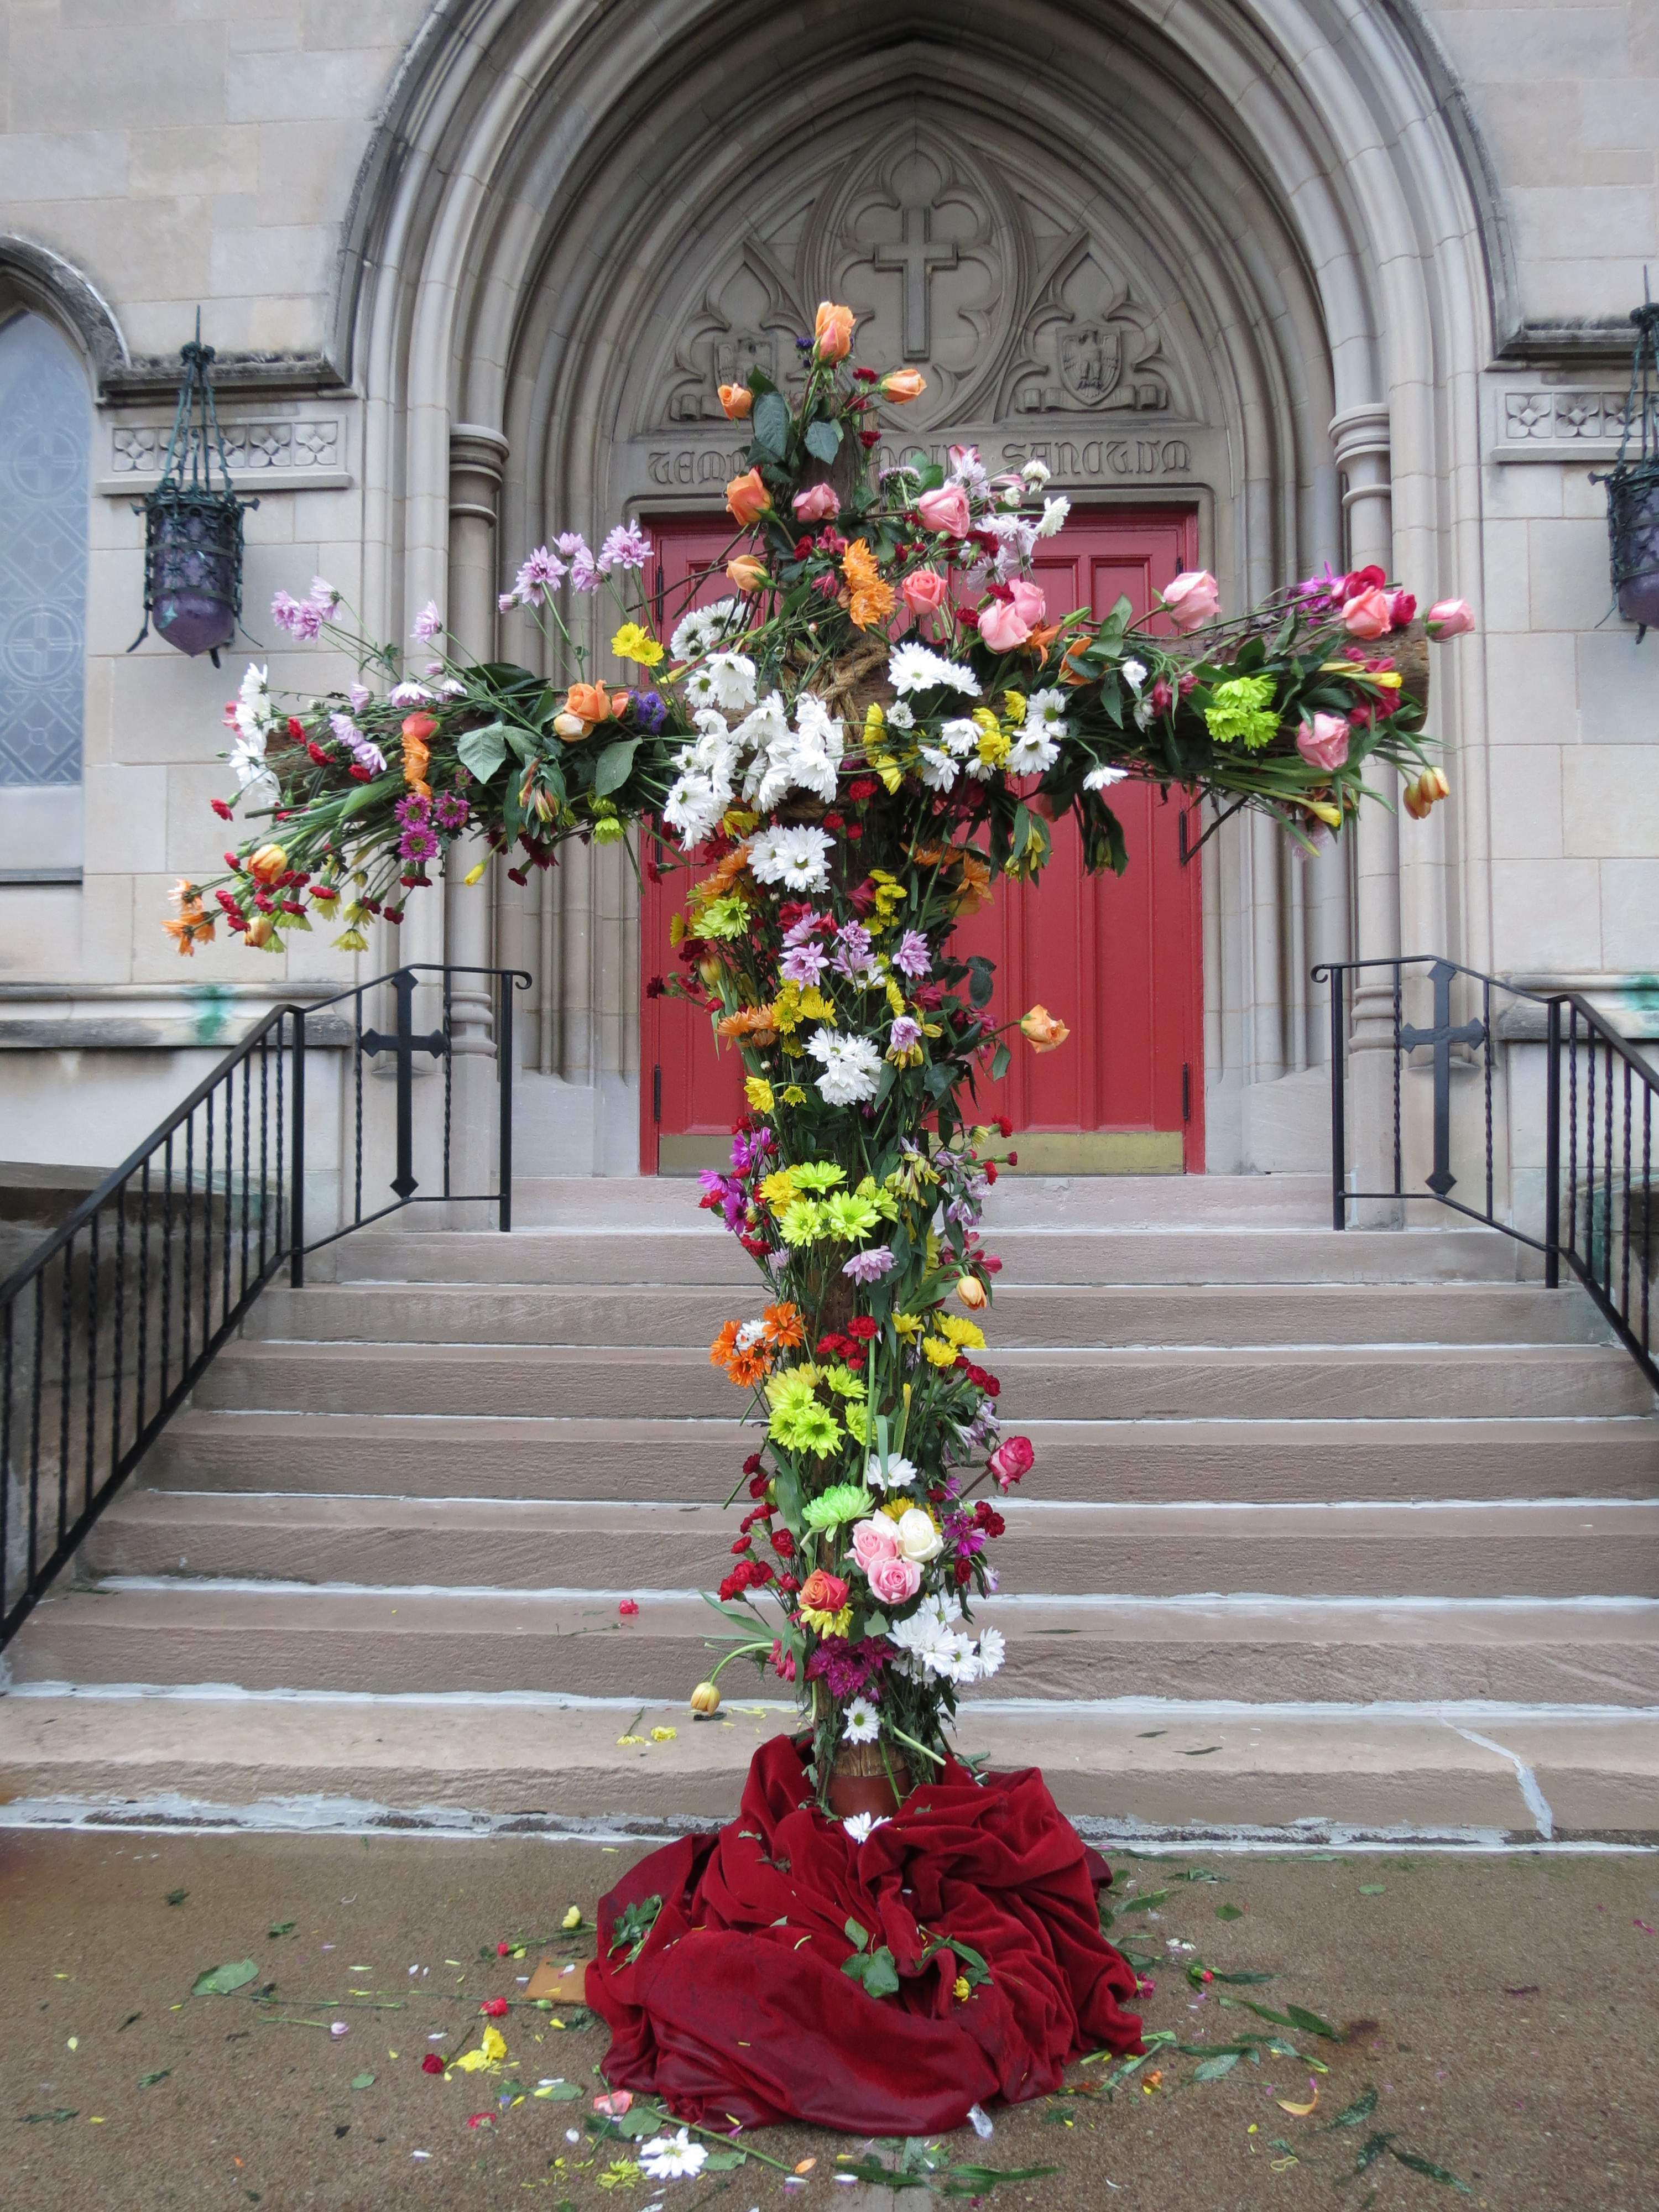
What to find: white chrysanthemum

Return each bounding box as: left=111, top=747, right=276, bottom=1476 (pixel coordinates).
left=1021, top=458, right=1052, bottom=488
left=938, top=717, right=980, bottom=758
left=639, top=2128, right=708, bottom=2181
left=864, top=1452, right=917, bottom=1491
left=1120, top=658, right=1148, bottom=695
left=747, top=823, right=833, bottom=891
left=669, top=597, right=742, bottom=662
left=662, top=767, right=723, bottom=844
left=705, top=652, right=757, bottom=712
left=841, top=1811, right=890, bottom=1845
left=976, top=1626, right=1007, bottom=1677
left=1026, top=687, right=1070, bottom=731
left=1036, top=495, right=1071, bottom=538
left=889, top=644, right=982, bottom=699
left=842, top=1697, right=880, bottom=1745
left=806, top=1029, right=883, bottom=1105
left=915, top=746, right=958, bottom=791
left=1003, top=726, right=1061, bottom=774
left=888, top=1591, right=962, bottom=1673
left=233, top=663, right=274, bottom=744
left=885, top=699, right=915, bottom=731
left=1083, top=762, right=1129, bottom=792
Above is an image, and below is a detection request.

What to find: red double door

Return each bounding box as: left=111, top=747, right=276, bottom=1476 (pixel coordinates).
left=639, top=508, right=1204, bottom=1174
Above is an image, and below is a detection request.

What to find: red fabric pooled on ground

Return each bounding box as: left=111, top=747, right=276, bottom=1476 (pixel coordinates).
left=584, top=1736, right=1142, bottom=2133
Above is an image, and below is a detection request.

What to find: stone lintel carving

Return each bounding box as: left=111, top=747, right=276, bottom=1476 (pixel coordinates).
left=630, top=426, right=1208, bottom=498
left=1491, top=387, right=1647, bottom=462
left=1004, top=232, right=1171, bottom=416
left=109, top=418, right=343, bottom=474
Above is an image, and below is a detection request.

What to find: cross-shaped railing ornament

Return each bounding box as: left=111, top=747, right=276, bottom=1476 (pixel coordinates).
left=360, top=968, right=448, bottom=1199
left=1398, top=957, right=1486, bottom=1196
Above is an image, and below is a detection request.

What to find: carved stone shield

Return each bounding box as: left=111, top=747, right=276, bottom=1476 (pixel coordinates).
left=1058, top=324, right=1122, bottom=406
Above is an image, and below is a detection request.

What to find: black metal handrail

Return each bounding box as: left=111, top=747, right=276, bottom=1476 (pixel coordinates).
left=1318, top=955, right=1656, bottom=1387
left=0, top=964, right=530, bottom=1650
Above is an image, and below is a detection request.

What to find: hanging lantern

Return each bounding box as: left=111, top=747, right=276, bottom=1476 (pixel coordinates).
left=1594, top=289, right=1659, bottom=640
left=128, top=314, right=257, bottom=666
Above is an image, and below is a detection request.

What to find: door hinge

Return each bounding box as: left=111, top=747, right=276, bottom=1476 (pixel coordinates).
left=1177, top=810, right=1188, bottom=865
left=1182, top=1062, right=1191, bottom=1123
left=652, top=1065, right=661, bottom=1124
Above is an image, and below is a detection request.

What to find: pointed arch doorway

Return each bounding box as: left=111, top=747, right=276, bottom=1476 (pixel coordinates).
left=639, top=506, right=1204, bottom=1175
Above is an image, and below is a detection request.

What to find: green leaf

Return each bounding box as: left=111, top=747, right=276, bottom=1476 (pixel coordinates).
left=1351, top=2131, right=1396, bottom=2176
left=1389, top=2146, right=1470, bottom=2192
left=1192, top=2051, right=1241, bottom=2081
left=138, top=2070, right=171, bottom=2089
left=845, top=1917, right=870, bottom=1952
left=804, top=418, right=843, bottom=463
left=1118, top=1890, right=1168, bottom=1915
left=268, top=1921, right=295, bottom=1939
left=349, top=2072, right=375, bottom=2090
left=20, top=2110, right=78, bottom=2124
left=456, top=722, right=510, bottom=782
left=166, top=1890, right=188, bottom=1906
left=990, top=1042, right=1011, bottom=1081
left=533, top=2081, right=582, bottom=2100
left=702, top=2149, right=749, bottom=2169
left=192, top=1959, right=258, bottom=1997
left=1358, top=1884, right=1386, bottom=1896
left=592, top=738, right=639, bottom=799
left=1285, top=2003, right=1340, bottom=2041
left=750, top=391, right=790, bottom=463
left=966, top=955, right=995, bottom=1009
left=1215, top=1902, right=1244, bottom=1921
left=1324, top=2085, right=1379, bottom=2131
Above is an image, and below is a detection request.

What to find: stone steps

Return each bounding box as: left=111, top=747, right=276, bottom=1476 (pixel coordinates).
left=6, top=1175, right=1656, bottom=1835
left=81, top=1491, right=1659, bottom=1600
left=137, top=1408, right=1659, bottom=1503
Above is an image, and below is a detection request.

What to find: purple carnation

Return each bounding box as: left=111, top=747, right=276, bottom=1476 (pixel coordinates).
left=805, top=1635, right=889, bottom=1701
left=842, top=1245, right=895, bottom=1285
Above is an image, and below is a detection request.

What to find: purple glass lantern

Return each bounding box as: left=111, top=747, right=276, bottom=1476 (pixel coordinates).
left=1595, top=295, right=1659, bottom=641
left=128, top=315, right=257, bottom=667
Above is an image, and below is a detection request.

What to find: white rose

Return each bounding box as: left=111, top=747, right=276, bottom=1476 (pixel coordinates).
left=895, top=1507, right=943, bottom=1564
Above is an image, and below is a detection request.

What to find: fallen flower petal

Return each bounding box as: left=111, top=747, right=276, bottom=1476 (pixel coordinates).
left=594, top=2090, right=633, bottom=2116
left=1276, top=2087, right=1319, bottom=2116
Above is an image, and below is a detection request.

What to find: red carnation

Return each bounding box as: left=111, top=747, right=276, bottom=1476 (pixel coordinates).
left=847, top=1316, right=879, bottom=1340
left=211, top=797, right=233, bottom=821
left=742, top=1452, right=764, bottom=1475
left=771, top=1528, right=795, bottom=1557
left=286, top=716, right=305, bottom=739
left=731, top=1535, right=752, bottom=1554
left=618, top=1598, right=639, bottom=1618
left=421, top=2053, right=444, bottom=2075
left=481, top=1996, right=509, bottom=2015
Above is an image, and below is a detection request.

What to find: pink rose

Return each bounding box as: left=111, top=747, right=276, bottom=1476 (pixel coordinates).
left=977, top=598, right=1031, bottom=653
left=792, top=483, right=841, bottom=523
left=901, top=567, right=949, bottom=615
left=867, top=1554, right=922, bottom=1605
left=1006, top=576, right=1046, bottom=628
left=1340, top=586, right=1391, bottom=640
left=1296, top=712, right=1350, bottom=771
left=1158, top=571, right=1220, bottom=632
left=851, top=1516, right=899, bottom=1572
left=988, top=1435, right=1034, bottom=1491
left=1387, top=590, right=1416, bottom=631
left=1426, top=597, right=1475, bottom=640
left=916, top=485, right=971, bottom=538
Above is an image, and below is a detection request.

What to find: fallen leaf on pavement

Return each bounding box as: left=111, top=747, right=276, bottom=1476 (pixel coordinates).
left=192, top=1960, right=258, bottom=1997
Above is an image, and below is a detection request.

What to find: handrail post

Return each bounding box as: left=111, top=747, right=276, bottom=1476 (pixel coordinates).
left=498, top=972, right=514, bottom=1234
left=290, top=1008, right=306, bottom=1288
left=1544, top=998, right=1561, bottom=1289
left=1329, top=967, right=1347, bottom=1231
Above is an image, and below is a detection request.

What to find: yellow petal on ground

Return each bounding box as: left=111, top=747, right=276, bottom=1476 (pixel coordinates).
left=480, top=2026, right=507, bottom=2062
left=452, top=2048, right=489, bottom=2072
left=1276, top=2089, right=1319, bottom=2116
left=795, top=2158, right=817, bottom=2174
left=650, top=1726, right=677, bottom=1742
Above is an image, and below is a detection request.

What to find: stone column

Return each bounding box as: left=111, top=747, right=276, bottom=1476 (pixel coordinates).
left=1330, top=403, right=1400, bottom=1223
left=445, top=424, right=509, bottom=1195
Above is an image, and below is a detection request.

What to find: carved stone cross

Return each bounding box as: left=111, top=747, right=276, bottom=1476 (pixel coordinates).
left=873, top=207, right=958, bottom=361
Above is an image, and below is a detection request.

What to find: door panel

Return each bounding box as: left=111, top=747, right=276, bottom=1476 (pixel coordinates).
left=639, top=509, right=1203, bottom=1173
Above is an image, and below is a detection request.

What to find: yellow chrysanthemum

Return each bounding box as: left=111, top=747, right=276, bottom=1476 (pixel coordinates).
left=938, top=1315, right=986, bottom=1349
left=922, top=1335, right=958, bottom=1367
left=611, top=622, right=664, bottom=666
left=744, top=1076, right=774, bottom=1113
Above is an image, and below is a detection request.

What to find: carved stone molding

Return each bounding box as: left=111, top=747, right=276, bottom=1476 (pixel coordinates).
left=1491, top=386, right=1645, bottom=463
left=107, top=418, right=343, bottom=475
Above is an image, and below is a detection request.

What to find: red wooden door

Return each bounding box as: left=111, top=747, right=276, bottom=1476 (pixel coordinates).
left=639, top=509, right=1203, bottom=1173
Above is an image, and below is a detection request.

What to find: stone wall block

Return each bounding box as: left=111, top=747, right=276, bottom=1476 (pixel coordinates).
left=1491, top=857, right=1602, bottom=973
left=1562, top=747, right=1659, bottom=857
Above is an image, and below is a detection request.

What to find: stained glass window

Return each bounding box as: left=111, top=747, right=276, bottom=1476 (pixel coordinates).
left=0, top=313, right=90, bottom=787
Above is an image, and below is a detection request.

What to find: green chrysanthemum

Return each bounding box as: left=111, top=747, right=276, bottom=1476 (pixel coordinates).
left=790, top=1162, right=847, bottom=1192
left=769, top=1396, right=843, bottom=1459
left=821, top=1363, right=867, bottom=1401
left=801, top=1481, right=869, bottom=1531
left=825, top=1189, right=881, bottom=1241
left=777, top=1197, right=830, bottom=1246
left=696, top=893, right=751, bottom=940
left=1204, top=673, right=1279, bottom=752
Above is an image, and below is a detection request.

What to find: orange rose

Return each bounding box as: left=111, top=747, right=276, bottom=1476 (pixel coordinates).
left=718, top=383, right=753, bottom=420
left=726, top=467, right=771, bottom=526
left=1020, top=1004, right=1070, bottom=1053
left=565, top=682, right=614, bottom=726
left=880, top=368, right=926, bottom=403
left=813, top=302, right=854, bottom=362
left=247, top=843, right=288, bottom=885
left=798, top=1568, right=849, bottom=1614
left=727, top=555, right=769, bottom=591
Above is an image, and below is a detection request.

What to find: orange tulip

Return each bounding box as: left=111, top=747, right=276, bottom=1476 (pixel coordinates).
left=248, top=844, right=288, bottom=885
left=880, top=368, right=926, bottom=403
left=814, top=302, right=854, bottom=362
left=726, top=467, right=771, bottom=526
left=718, top=384, right=753, bottom=421
left=1020, top=1004, right=1070, bottom=1053
left=401, top=711, right=436, bottom=793
left=727, top=555, right=769, bottom=591
left=956, top=1275, right=988, bottom=1310
left=565, top=682, right=614, bottom=726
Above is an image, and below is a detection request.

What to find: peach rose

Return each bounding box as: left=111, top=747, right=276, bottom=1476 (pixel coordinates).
left=797, top=1567, right=849, bottom=1613
left=814, top=301, right=855, bottom=361
left=1296, top=712, right=1350, bottom=771
left=977, top=598, right=1031, bottom=653
left=851, top=1517, right=899, bottom=1572
left=879, top=369, right=926, bottom=403
left=718, top=384, right=752, bottom=421
left=901, top=568, right=948, bottom=615
left=916, top=485, right=971, bottom=538
left=1340, top=586, right=1392, bottom=640
left=727, top=555, right=769, bottom=591
left=1158, top=570, right=1220, bottom=632
left=792, top=483, right=841, bottom=522
left=868, top=1554, right=922, bottom=1605
left=1426, top=597, right=1475, bottom=640
left=726, top=467, right=771, bottom=526
left=565, top=682, right=613, bottom=726
left=1021, top=1004, right=1070, bottom=1052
